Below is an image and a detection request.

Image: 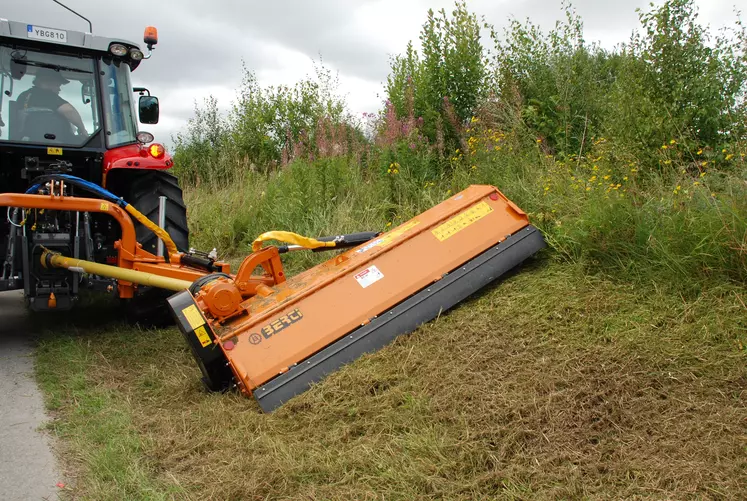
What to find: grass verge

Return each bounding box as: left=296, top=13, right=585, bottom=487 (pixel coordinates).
left=35, top=260, right=746, bottom=500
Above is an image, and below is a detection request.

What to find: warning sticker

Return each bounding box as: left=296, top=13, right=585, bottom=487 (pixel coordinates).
left=355, top=238, right=384, bottom=254
left=182, top=304, right=205, bottom=330
left=354, top=265, right=384, bottom=288
left=194, top=325, right=212, bottom=347
left=432, top=201, right=493, bottom=241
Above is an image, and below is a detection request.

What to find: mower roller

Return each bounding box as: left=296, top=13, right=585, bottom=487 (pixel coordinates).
left=1, top=180, right=544, bottom=412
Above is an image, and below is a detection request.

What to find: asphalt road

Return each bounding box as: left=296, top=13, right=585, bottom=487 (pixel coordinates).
left=0, top=290, right=62, bottom=501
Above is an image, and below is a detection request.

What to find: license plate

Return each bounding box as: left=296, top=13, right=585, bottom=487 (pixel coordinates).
left=27, top=25, right=67, bottom=43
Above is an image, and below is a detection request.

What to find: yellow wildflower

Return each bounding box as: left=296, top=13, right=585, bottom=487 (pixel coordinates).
left=669, top=139, right=676, bottom=144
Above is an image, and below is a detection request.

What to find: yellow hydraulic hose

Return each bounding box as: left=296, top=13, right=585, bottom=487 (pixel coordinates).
left=124, top=204, right=179, bottom=257
left=42, top=250, right=192, bottom=292
left=251, top=230, right=336, bottom=253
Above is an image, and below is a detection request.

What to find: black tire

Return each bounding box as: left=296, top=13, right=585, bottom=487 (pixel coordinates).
left=117, top=170, right=190, bottom=327
left=122, top=170, right=190, bottom=258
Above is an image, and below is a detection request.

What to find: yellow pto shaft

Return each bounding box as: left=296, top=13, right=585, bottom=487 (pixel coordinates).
left=42, top=250, right=193, bottom=292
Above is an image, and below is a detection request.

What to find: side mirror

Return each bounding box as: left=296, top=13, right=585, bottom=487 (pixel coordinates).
left=138, top=95, right=159, bottom=124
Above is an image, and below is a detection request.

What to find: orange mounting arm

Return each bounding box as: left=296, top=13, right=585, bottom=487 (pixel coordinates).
left=0, top=193, right=137, bottom=269
left=234, top=246, right=286, bottom=296
left=0, top=192, right=233, bottom=299
left=191, top=247, right=288, bottom=324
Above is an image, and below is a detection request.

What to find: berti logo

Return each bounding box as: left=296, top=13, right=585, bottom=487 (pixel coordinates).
left=249, top=333, right=262, bottom=345
left=261, top=308, right=304, bottom=340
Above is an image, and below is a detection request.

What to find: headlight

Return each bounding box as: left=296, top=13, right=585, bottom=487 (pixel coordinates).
left=136, top=131, right=154, bottom=144
left=130, top=48, right=144, bottom=61
left=109, top=43, right=128, bottom=57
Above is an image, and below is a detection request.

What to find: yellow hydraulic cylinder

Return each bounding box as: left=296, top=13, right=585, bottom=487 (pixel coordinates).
left=42, top=251, right=193, bottom=292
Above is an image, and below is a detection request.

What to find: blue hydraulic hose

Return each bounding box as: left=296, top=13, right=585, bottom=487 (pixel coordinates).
left=25, top=175, right=129, bottom=208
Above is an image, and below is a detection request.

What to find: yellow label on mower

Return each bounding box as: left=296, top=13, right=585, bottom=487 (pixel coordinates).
left=100, top=202, right=109, bottom=211
left=182, top=304, right=205, bottom=330
left=193, top=325, right=212, bottom=348
left=378, top=220, right=420, bottom=247
left=432, top=201, right=493, bottom=242
left=47, top=147, right=63, bottom=155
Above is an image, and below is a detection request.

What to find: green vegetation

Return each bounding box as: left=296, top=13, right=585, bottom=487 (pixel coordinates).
left=176, top=0, right=746, bottom=294
left=36, top=0, right=745, bottom=499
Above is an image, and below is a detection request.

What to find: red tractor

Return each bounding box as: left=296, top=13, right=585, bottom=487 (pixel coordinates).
left=0, top=18, right=188, bottom=318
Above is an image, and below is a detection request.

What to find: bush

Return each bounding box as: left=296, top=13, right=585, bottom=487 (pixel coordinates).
left=385, top=1, right=486, bottom=151
left=172, top=61, right=359, bottom=185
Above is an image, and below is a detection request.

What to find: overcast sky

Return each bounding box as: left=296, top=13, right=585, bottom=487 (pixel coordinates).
left=3, top=0, right=741, bottom=147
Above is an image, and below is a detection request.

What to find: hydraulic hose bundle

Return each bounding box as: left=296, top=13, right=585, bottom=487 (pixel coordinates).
left=26, top=173, right=178, bottom=257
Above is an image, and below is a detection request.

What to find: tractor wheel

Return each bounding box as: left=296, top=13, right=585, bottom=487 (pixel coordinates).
left=123, top=170, right=190, bottom=258
left=118, top=170, right=190, bottom=327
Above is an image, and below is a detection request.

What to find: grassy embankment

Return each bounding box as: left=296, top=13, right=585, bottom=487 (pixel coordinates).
left=34, top=0, right=747, bottom=498
left=35, top=146, right=747, bottom=500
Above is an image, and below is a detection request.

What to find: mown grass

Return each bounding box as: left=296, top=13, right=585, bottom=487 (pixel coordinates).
left=35, top=259, right=746, bottom=500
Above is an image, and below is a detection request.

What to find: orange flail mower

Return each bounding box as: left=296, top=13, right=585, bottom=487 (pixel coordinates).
left=171, top=184, right=545, bottom=411
left=2, top=181, right=544, bottom=412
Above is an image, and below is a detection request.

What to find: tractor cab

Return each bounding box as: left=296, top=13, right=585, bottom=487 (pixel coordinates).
left=0, top=19, right=167, bottom=190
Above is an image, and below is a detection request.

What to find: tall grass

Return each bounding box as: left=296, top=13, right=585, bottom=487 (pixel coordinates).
left=175, top=0, right=747, bottom=293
